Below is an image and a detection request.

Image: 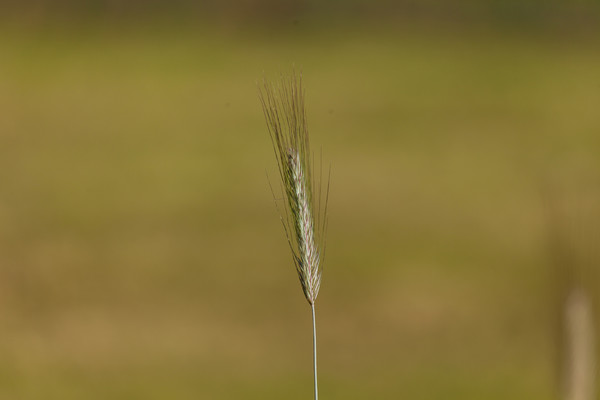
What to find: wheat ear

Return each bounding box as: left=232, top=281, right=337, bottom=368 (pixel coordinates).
left=259, top=71, right=330, bottom=400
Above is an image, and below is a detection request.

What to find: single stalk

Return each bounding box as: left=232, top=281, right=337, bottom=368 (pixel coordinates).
left=259, top=72, right=329, bottom=400
left=311, top=303, right=318, bottom=400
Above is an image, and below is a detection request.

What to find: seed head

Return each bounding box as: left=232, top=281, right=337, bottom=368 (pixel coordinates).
left=259, top=71, right=330, bottom=305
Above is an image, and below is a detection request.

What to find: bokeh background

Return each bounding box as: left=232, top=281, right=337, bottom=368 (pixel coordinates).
left=1, top=1, right=599, bottom=399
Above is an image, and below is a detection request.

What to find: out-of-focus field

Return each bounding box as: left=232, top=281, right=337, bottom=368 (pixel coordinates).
left=0, top=22, right=599, bottom=399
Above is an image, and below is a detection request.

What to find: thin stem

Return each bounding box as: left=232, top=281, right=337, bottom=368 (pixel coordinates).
left=311, top=303, right=318, bottom=400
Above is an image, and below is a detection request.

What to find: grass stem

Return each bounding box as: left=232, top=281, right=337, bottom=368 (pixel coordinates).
left=259, top=72, right=328, bottom=399
left=311, top=303, right=318, bottom=400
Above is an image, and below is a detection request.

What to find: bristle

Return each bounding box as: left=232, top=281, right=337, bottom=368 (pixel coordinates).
left=258, top=71, right=329, bottom=305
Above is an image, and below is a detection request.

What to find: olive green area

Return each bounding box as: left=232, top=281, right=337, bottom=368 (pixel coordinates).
left=0, top=23, right=599, bottom=399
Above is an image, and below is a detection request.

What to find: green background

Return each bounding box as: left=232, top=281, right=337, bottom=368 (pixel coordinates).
left=1, top=3, right=599, bottom=399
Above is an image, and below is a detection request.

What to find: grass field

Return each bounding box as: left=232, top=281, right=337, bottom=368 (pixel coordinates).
left=0, top=22, right=599, bottom=399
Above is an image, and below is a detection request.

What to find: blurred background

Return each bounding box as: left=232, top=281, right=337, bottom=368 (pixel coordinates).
left=1, top=1, right=599, bottom=399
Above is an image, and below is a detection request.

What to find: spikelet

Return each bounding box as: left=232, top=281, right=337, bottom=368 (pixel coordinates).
left=259, top=71, right=329, bottom=305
